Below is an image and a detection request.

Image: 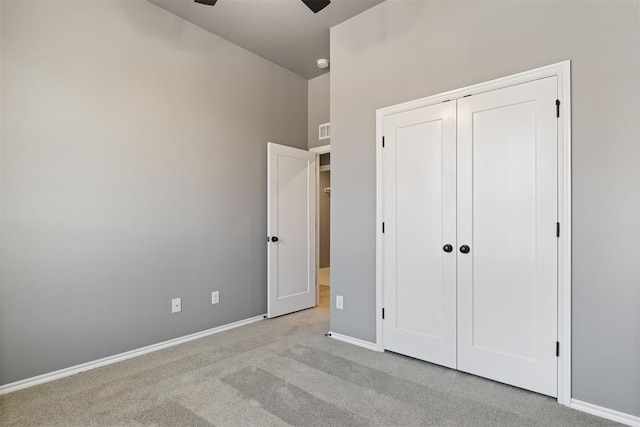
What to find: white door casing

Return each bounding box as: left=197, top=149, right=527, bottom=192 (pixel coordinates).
left=457, top=77, right=558, bottom=397
left=382, top=102, right=457, bottom=368
left=267, top=143, right=316, bottom=318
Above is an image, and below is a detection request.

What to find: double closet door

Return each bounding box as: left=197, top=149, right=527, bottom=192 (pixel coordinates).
left=382, top=77, right=558, bottom=397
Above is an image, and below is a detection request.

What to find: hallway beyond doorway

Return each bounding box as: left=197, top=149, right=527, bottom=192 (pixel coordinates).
left=318, top=267, right=330, bottom=287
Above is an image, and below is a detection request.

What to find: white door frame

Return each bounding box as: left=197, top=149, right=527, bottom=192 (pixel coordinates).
left=375, top=61, right=572, bottom=405
left=310, top=144, right=331, bottom=306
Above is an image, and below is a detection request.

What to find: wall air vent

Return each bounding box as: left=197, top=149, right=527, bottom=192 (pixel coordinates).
left=319, top=122, right=331, bottom=140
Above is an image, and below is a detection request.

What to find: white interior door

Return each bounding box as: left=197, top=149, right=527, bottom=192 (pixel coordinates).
left=267, top=142, right=316, bottom=318
left=457, top=77, right=558, bottom=396
left=382, top=102, right=457, bottom=368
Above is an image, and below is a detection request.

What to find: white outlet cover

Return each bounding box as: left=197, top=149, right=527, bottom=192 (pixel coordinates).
left=336, top=295, right=343, bottom=310
left=172, top=298, right=181, bottom=313
left=212, top=291, right=219, bottom=305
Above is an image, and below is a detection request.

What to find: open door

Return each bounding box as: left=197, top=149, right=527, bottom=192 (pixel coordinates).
left=267, top=142, right=316, bottom=318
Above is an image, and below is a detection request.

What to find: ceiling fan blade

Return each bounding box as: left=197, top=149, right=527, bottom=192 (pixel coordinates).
left=301, top=0, right=330, bottom=13
left=194, top=0, right=218, bottom=5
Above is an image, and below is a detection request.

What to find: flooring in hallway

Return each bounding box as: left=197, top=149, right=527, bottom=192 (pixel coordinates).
left=318, top=267, right=330, bottom=287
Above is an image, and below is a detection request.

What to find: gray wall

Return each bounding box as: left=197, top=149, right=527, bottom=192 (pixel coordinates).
left=0, top=0, right=307, bottom=386
left=319, top=170, right=331, bottom=269
left=307, top=73, right=330, bottom=149
left=330, top=0, right=640, bottom=417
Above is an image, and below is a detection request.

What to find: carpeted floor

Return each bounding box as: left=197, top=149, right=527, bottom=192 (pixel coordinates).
left=0, top=296, right=618, bottom=426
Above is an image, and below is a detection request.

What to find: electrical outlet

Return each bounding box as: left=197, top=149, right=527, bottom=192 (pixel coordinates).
left=211, top=291, right=219, bottom=305
left=336, top=295, right=344, bottom=310
left=171, top=298, right=181, bottom=313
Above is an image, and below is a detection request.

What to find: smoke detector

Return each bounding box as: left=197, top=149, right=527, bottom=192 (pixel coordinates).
left=317, top=59, right=329, bottom=69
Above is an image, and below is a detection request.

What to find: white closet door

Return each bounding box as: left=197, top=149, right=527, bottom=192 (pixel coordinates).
left=383, top=102, right=457, bottom=368
left=457, top=77, right=558, bottom=396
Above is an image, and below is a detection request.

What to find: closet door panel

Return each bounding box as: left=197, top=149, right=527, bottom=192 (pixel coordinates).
left=457, top=77, right=558, bottom=396
left=383, top=102, right=457, bottom=368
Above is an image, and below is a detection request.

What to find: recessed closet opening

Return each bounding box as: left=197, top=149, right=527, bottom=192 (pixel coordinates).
left=310, top=146, right=331, bottom=310
left=318, top=153, right=331, bottom=307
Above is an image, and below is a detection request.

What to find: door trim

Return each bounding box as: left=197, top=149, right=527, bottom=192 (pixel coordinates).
left=310, top=144, right=331, bottom=155
left=375, top=61, right=572, bottom=405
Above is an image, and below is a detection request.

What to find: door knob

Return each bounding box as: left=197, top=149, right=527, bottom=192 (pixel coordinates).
left=442, top=244, right=453, bottom=253
left=270, top=236, right=279, bottom=242
left=459, top=245, right=470, bottom=254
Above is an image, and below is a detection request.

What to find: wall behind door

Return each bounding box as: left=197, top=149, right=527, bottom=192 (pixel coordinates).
left=330, top=0, right=640, bottom=417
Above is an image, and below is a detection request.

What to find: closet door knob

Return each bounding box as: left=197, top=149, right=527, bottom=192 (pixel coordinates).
left=459, top=245, right=470, bottom=254
left=271, top=236, right=279, bottom=242
left=442, top=244, right=453, bottom=253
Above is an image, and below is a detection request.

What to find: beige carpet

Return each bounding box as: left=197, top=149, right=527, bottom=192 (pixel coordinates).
left=0, top=299, right=617, bottom=426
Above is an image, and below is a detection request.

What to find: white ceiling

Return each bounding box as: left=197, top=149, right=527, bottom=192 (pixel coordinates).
left=148, top=0, right=384, bottom=79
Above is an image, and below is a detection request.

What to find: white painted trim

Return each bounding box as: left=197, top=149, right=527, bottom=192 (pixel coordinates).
left=375, top=103, right=385, bottom=353
left=375, top=61, right=572, bottom=404
left=556, top=61, right=572, bottom=407
left=309, top=144, right=330, bottom=155
left=328, top=332, right=381, bottom=352
left=0, top=314, right=266, bottom=396
left=571, top=399, right=640, bottom=427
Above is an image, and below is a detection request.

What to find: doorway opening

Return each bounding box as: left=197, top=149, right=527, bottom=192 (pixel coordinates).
left=311, top=144, right=331, bottom=310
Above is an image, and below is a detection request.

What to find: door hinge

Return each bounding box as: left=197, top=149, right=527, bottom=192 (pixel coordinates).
left=382, top=222, right=385, bottom=233
left=382, top=136, right=385, bottom=148
left=382, top=308, right=385, bottom=319
left=556, top=341, right=560, bottom=357
left=556, top=222, right=560, bottom=238
left=556, top=99, right=560, bottom=118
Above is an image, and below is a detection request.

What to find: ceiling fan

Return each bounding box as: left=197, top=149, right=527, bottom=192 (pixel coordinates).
left=194, top=0, right=331, bottom=14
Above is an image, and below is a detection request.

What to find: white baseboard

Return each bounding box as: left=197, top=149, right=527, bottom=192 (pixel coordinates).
left=571, top=399, right=640, bottom=427
left=327, top=331, right=381, bottom=352
left=0, top=314, right=266, bottom=396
